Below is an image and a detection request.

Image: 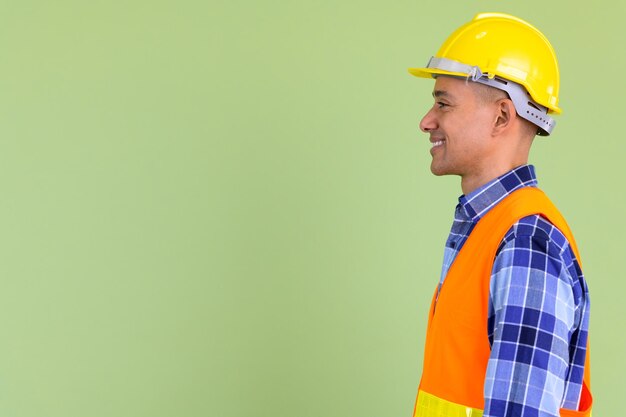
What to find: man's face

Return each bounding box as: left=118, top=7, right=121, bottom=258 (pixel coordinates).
left=419, top=76, right=497, bottom=178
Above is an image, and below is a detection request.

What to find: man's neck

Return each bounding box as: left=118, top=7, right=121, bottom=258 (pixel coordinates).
left=460, top=162, right=527, bottom=195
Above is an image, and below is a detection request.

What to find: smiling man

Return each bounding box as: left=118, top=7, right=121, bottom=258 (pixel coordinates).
left=408, top=13, right=592, bottom=417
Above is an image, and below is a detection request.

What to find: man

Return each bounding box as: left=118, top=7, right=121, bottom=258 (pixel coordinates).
left=408, top=13, right=592, bottom=417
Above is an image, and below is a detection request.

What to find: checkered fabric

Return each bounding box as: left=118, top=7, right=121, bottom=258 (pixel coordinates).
left=437, top=165, right=590, bottom=417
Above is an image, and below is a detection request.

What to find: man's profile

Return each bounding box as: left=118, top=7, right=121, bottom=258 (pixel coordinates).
left=408, top=13, right=592, bottom=417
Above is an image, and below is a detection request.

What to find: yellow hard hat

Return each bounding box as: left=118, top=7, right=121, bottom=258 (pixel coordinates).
left=409, top=13, right=561, bottom=135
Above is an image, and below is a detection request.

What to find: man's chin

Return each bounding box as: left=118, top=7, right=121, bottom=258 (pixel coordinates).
left=430, top=163, right=448, bottom=176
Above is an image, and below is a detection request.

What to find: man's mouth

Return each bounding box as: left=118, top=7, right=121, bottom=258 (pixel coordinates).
left=431, top=139, right=445, bottom=148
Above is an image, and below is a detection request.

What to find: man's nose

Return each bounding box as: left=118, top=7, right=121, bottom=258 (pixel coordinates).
left=419, top=107, right=437, bottom=133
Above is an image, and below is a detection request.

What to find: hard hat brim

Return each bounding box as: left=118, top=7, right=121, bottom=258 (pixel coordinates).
left=408, top=67, right=468, bottom=79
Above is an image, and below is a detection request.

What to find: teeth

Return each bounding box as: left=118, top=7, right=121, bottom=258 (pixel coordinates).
left=431, top=140, right=444, bottom=148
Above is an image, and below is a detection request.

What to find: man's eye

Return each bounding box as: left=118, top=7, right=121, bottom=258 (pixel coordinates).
left=436, top=102, right=448, bottom=109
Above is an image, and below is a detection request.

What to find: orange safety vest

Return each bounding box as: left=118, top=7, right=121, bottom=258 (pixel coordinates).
left=413, top=187, right=592, bottom=417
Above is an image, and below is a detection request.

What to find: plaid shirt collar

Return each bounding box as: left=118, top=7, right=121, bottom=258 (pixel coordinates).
left=457, top=164, right=538, bottom=222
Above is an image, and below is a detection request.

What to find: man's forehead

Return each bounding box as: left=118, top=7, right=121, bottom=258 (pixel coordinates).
left=432, top=76, right=473, bottom=98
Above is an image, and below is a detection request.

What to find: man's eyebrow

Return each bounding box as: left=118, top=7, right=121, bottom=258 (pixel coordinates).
left=432, top=90, right=451, bottom=98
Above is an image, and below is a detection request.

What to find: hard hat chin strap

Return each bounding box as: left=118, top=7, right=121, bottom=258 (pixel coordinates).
left=426, top=56, right=555, bottom=136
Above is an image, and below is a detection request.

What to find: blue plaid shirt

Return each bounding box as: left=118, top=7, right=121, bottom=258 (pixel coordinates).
left=437, top=165, right=590, bottom=417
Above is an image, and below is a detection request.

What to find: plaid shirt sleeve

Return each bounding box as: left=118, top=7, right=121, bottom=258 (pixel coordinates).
left=483, top=214, right=588, bottom=417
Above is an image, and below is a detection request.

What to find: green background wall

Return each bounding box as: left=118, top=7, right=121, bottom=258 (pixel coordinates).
left=0, top=1, right=622, bottom=416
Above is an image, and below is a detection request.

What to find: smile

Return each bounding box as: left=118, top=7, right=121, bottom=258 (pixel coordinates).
left=431, top=140, right=445, bottom=148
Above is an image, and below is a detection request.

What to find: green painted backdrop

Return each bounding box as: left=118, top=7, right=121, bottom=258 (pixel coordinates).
left=0, top=1, right=623, bottom=416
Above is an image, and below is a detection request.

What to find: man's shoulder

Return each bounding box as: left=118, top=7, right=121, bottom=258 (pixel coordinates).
left=501, top=213, right=571, bottom=254
left=494, top=214, right=579, bottom=281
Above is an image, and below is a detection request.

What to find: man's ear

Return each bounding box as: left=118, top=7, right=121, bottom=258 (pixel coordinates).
left=493, top=98, right=516, bottom=134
